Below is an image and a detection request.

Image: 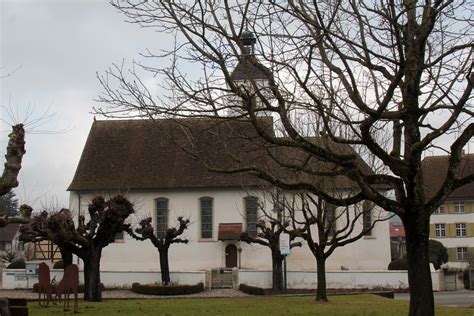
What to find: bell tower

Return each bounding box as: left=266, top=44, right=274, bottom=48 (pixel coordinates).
left=227, top=31, right=272, bottom=117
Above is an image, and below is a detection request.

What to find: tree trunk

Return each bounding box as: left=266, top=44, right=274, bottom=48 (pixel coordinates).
left=158, top=248, right=170, bottom=285
left=59, top=247, right=73, bottom=269
left=404, top=211, right=434, bottom=316
left=83, top=248, right=103, bottom=301
left=271, top=249, right=284, bottom=292
left=316, top=256, right=328, bottom=301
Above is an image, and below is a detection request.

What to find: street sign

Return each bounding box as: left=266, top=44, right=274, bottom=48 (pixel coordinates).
left=279, top=233, right=290, bottom=256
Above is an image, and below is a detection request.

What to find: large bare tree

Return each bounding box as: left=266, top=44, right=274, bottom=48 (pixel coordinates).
left=98, top=2, right=473, bottom=315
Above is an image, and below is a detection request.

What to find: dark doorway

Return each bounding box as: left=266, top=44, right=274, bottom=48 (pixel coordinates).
left=225, top=244, right=238, bottom=268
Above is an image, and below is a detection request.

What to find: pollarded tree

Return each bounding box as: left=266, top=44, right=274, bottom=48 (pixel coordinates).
left=99, top=2, right=473, bottom=315
left=240, top=193, right=302, bottom=292
left=0, top=124, right=26, bottom=227
left=19, top=195, right=134, bottom=301
left=127, top=216, right=190, bottom=285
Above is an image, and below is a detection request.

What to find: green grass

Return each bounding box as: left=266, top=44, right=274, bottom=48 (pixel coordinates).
left=28, top=295, right=474, bottom=316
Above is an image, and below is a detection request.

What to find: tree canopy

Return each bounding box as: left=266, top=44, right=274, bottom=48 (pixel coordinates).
left=98, top=2, right=473, bottom=315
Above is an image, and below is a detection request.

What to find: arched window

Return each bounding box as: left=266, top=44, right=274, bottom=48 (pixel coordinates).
left=244, top=196, right=258, bottom=236
left=155, top=198, right=169, bottom=238
left=200, top=197, right=213, bottom=239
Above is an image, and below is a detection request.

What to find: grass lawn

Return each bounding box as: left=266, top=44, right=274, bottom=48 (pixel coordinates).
left=28, top=295, right=474, bottom=316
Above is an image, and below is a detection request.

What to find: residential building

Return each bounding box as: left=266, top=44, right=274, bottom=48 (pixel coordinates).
left=0, top=224, right=23, bottom=254
left=390, top=221, right=406, bottom=260
left=426, top=154, right=474, bottom=269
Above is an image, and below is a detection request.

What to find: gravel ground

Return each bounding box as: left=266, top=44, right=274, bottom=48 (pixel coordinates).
left=0, top=288, right=249, bottom=301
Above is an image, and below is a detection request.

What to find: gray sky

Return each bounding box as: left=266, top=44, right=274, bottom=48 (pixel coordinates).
left=1, top=0, right=163, bottom=209
left=0, top=1, right=472, bottom=211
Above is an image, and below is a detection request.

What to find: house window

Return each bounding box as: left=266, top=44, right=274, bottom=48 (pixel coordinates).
left=434, top=223, right=446, bottom=237
left=325, top=202, right=337, bottom=238
left=434, top=205, right=444, bottom=214
left=454, top=202, right=465, bottom=213
left=362, top=200, right=373, bottom=236
left=457, top=247, right=468, bottom=261
left=156, top=198, right=169, bottom=239
left=455, top=223, right=467, bottom=237
left=200, top=197, right=213, bottom=239
left=245, top=196, right=258, bottom=236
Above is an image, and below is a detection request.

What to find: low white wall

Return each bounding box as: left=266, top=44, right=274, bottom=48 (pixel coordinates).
left=2, top=269, right=443, bottom=291
left=238, top=270, right=444, bottom=291
left=1, top=270, right=206, bottom=289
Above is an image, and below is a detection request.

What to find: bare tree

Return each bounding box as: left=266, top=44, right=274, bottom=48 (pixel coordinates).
left=292, top=192, right=390, bottom=301
left=127, top=216, right=190, bottom=285
left=99, top=2, right=473, bottom=315
left=240, top=192, right=302, bottom=292
left=19, top=195, right=135, bottom=301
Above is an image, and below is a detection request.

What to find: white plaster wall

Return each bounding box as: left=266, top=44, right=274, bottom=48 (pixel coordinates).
left=238, top=270, right=444, bottom=291
left=1, top=269, right=205, bottom=289
left=69, top=189, right=391, bottom=272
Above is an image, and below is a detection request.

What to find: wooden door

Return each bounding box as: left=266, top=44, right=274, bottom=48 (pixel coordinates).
left=225, top=244, right=237, bottom=268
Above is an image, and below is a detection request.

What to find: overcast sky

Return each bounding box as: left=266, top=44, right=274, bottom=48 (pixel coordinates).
left=1, top=1, right=472, bottom=211
left=1, top=0, right=164, bottom=209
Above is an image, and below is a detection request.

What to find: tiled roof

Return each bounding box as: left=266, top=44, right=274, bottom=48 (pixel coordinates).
left=422, top=154, right=474, bottom=200
left=68, top=118, right=373, bottom=192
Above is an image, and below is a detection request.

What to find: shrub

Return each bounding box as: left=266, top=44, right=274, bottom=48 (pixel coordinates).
left=131, top=282, right=204, bottom=295
left=53, top=260, right=63, bottom=269
left=7, top=259, right=25, bottom=269
left=387, top=258, right=409, bottom=270
left=32, top=282, right=105, bottom=293
left=239, top=283, right=264, bottom=295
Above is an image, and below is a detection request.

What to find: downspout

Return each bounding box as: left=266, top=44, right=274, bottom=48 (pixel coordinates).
left=76, top=191, right=81, bottom=266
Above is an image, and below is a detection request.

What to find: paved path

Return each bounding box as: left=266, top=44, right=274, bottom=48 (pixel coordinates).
left=0, top=288, right=249, bottom=300
left=395, top=290, right=474, bottom=308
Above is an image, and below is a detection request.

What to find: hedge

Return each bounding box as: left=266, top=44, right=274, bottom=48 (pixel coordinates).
left=6, top=260, right=25, bottom=269
left=131, top=282, right=204, bottom=296
left=387, top=258, right=408, bottom=270
left=239, top=283, right=264, bottom=295
left=33, top=282, right=105, bottom=293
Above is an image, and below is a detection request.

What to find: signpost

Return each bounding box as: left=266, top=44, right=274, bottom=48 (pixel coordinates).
left=279, top=233, right=290, bottom=292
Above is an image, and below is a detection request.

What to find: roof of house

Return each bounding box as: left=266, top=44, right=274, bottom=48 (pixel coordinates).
left=422, top=154, right=474, bottom=200
left=0, top=224, right=20, bottom=242
left=68, top=118, right=373, bottom=192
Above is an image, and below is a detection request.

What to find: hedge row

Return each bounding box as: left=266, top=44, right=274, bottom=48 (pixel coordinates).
left=239, top=283, right=264, bottom=295
left=32, top=283, right=105, bottom=293
left=131, top=282, right=204, bottom=296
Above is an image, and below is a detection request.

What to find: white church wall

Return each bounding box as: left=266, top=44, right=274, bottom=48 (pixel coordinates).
left=68, top=189, right=391, bottom=273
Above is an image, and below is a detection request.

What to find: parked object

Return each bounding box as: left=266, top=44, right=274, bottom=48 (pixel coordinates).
left=55, top=264, right=79, bottom=313
left=37, top=262, right=54, bottom=307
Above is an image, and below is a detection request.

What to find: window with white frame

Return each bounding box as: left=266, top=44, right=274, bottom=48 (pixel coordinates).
left=455, top=223, right=467, bottom=237
left=454, top=202, right=465, bottom=213
left=245, top=196, right=258, bottom=236
left=156, top=198, right=169, bottom=239
left=457, top=247, right=468, bottom=261
left=434, top=205, right=444, bottom=214
left=200, top=197, right=213, bottom=239
left=434, top=223, right=446, bottom=237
